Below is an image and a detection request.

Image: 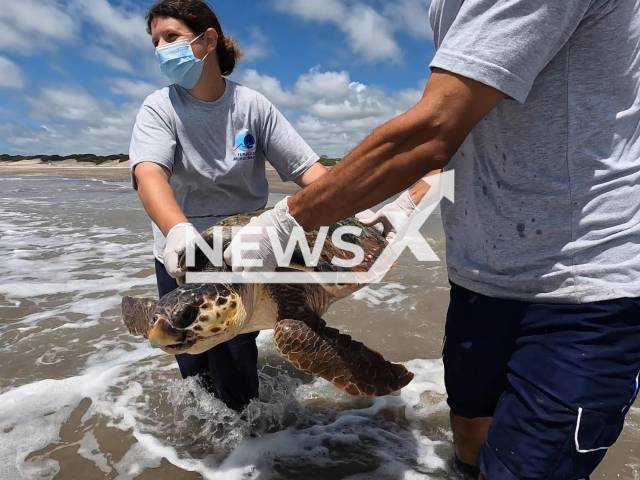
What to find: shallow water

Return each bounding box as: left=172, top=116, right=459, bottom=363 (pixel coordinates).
left=0, top=177, right=637, bottom=479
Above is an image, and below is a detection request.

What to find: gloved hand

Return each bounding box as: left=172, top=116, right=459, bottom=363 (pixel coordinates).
left=355, top=209, right=380, bottom=234
left=223, top=197, right=301, bottom=279
left=357, top=190, right=418, bottom=242
left=163, top=222, right=200, bottom=278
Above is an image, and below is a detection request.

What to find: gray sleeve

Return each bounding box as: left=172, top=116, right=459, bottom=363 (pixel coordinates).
left=129, top=93, right=177, bottom=190
left=259, top=98, right=319, bottom=182
left=430, top=0, right=592, bottom=103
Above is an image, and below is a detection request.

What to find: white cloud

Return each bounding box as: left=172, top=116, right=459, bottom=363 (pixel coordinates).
left=72, top=0, right=162, bottom=81
left=109, top=79, right=158, bottom=101
left=273, top=0, right=432, bottom=63
left=27, top=86, right=139, bottom=129
left=241, top=28, right=271, bottom=62
left=385, top=0, right=434, bottom=39
left=240, top=67, right=423, bottom=117
left=238, top=67, right=426, bottom=157
left=0, top=0, right=431, bottom=158
left=25, top=88, right=105, bottom=123
left=0, top=0, right=160, bottom=84
left=3, top=120, right=135, bottom=155
left=0, top=1, right=167, bottom=155
left=5, top=66, right=425, bottom=158
left=0, top=57, right=26, bottom=89
left=238, top=70, right=303, bottom=108
left=273, top=0, right=400, bottom=63
left=72, top=0, right=150, bottom=49
left=272, top=0, right=346, bottom=23
left=0, top=0, right=77, bottom=52
left=294, top=68, right=352, bottom=100
left=85, top=45, right=136, bottom=74
left=5, top=86, right=140, bottom=154
left=343, top=5, right=401, bottom=63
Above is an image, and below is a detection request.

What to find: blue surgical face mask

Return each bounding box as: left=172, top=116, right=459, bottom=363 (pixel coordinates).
left=156, top=32, right=210, bottom=89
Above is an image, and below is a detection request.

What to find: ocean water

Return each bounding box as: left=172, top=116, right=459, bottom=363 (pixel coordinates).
left=0, top=177, right=638, bottom=479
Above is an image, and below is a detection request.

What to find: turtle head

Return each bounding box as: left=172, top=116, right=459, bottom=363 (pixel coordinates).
left=141, top=284, right=247, bottom=355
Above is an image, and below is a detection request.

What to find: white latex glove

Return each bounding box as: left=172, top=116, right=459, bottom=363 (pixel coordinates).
left=355, top=209, right=381, bottom=234
left=163, top=222, right=200, bottom=279
left=358, top=191, right=418, bottom=242
left=223, top=197, right=301, bottom=280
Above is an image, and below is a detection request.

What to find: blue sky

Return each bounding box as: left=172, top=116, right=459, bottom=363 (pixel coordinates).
left=0, top=0, right=434, bottom=157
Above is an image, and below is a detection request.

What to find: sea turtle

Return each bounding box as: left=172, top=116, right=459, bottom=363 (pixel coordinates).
left=122, top=211, right=414, bottom=397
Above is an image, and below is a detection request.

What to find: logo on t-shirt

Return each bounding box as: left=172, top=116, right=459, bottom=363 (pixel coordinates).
left=233, top=132, right=256, bottom=162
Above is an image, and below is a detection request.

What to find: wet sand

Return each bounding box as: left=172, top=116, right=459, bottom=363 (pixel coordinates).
left=0, top=176, right=637, bottom=479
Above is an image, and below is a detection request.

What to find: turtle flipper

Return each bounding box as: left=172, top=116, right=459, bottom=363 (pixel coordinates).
left=273, top=317, right=414, bottom=396
left=122, top=296, right=158, bottom=338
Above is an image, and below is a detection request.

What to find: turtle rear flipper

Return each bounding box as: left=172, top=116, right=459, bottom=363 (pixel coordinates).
left=273, top=317, right=413, bottom=396
left=122, top=296, right=158, bottom=338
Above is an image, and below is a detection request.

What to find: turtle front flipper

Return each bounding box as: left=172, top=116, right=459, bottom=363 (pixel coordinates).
left=122, top=295, right=158, bottom=338
left=273, top=317, right=414, bottom=396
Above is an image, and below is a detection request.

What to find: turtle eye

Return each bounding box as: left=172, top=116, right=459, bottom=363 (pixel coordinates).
left=175, top=306, right=199, bottom=329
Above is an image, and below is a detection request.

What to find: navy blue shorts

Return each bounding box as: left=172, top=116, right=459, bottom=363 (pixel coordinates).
left=444, top=282, right=640, bottom=480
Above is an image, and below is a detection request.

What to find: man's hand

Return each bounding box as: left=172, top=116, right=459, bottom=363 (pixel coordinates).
left=357, top=191, right=418, bottom=242
left=223, top=198, right=301, bottom=279
left=164, top=222, right=200, bottom=278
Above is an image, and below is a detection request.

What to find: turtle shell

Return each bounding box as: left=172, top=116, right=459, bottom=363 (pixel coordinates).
left=183, top=210, right=391, bottom=277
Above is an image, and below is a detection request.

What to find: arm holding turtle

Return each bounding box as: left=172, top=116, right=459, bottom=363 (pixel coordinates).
left=357, top=169, right=442, bottom=241
left=134, top=162, right=199, bottom=278
left=225, top=70, right=505, bottom=274
left=288, top=70, right=504, bottom=230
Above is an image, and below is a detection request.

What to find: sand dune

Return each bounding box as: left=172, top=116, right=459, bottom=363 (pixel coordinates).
left=2, top=159, right=130, bottom=168
left=0, top=159, right=296, bottom=193
left=2, top=158, right=45, bottom=166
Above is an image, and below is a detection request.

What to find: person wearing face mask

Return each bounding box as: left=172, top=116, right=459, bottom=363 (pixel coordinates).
left=129, top=0, right=328, bottom=411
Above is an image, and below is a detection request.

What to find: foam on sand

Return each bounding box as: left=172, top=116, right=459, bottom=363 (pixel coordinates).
left=0, top=177, right=460, bottom=480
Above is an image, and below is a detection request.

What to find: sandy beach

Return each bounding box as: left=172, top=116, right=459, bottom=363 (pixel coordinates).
left=0, top=175, right=638, bottom=479
left=0, top=160, right=301, bottom=194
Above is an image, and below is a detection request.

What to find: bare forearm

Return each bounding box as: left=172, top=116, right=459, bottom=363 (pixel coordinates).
left=135, top=164, right=188, bottom=236
left=289, top=109, right=452, bottom=230
left=288, top=71, right=504, bottom=230
left=293, top=162, right=329, bottom=188
left=408, top=169, right=442, bottom=206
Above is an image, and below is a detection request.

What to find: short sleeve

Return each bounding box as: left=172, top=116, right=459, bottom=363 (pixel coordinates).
left=129, top=92, right=177, bottom=190
left=259, top=98, right=319, bottom=182
left=430, top=0, right=593, bottom=103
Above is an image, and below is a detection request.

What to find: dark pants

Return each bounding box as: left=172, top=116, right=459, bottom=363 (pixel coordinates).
left=444, top=281, right=640, bottom=480
left=155, top=259, right=260, bottom=411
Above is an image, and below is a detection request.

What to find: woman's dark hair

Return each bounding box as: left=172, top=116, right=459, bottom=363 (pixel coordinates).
left=146, top=0, right=242, bottom=76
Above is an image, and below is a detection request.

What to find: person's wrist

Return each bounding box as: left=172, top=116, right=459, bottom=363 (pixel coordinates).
left=271, top=197, right=303, bottom=236
left=397, top=190, right=418, bottom=216
left=166, top=222, right=193, bottom=238
left=287, top=194, right=315, bottom=231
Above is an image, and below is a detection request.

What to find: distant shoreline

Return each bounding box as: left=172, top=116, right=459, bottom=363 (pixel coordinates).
left=0, top=160, right=301, bottom=194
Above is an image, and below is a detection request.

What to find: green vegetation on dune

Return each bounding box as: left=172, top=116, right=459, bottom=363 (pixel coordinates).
left=0, top=154, right=130, bottom=164
left=319, top=155, right=341, bottom=167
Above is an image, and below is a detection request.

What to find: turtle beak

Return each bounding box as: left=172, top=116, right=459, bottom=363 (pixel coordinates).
left=148, top=318, right=184, bottom=350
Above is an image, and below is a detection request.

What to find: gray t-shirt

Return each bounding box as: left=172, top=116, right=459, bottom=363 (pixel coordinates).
left=130, top=81, right=319, bottom=262
left=429, top=0, right=640, bottom=303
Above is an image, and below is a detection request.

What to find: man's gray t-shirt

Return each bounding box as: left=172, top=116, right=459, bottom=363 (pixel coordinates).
left=130, top=81, right=319, bottom=262
left=429, top=0, right=640, bottom=303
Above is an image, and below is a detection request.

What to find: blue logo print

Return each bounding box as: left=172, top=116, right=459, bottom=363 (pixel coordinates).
left=234, top=133, right=256, bottom=151
left=233, top=132, right=257, bottom=162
